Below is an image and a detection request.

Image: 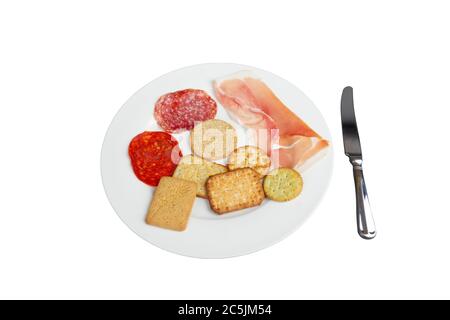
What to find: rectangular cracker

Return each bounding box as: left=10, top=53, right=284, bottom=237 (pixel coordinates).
left=206, top=168, right=265, bottom=214
left=146, top=177, right=197, bottom=231
left=173, top=155, right=228, bottom=198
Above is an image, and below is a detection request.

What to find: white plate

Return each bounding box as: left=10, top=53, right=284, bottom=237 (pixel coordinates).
left=101, top=63, right=333, bottom=258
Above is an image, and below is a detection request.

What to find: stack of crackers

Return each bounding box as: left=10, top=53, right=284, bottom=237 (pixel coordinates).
left=146, top=119, right=303, bottom=232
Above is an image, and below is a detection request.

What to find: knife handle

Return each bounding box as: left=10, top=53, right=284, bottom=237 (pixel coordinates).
left=351, top=158, right=377, bottom=239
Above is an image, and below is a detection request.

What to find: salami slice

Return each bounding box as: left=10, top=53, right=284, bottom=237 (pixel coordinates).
left=128, top=131, right=182, bottom=186
left=154, top=89, right=217, bottom=132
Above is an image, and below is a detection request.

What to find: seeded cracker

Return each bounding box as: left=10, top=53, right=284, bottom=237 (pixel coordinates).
left=263, top=168, right=303, bottom=202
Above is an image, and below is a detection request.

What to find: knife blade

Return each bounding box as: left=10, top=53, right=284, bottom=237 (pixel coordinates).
left=341, top=86, right=362, bottom=157
left=341, top=86, right=377, bottom=239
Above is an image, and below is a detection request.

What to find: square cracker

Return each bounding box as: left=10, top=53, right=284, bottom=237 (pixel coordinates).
left=173, top=155, right=228, bottom=198
left=206, top=168, right=265, bottom=214
left=146, top=177, right=197, bottom=231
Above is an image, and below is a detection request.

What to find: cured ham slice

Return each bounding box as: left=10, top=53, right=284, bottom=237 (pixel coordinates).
left=213, top=71, right=329, bottom=170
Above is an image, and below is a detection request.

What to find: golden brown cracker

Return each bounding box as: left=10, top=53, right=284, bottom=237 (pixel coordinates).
left=228, top=146, right=271, bottom=176
left=206, top=168, right=265, bottom=214
left=190, top=119, right=237, bottom=161
left=173, top=155, right=228, bottom=198
left=146, top=177, right=197, bottom=231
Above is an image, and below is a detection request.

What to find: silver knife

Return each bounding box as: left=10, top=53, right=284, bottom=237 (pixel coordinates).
left=341, top=86, right=376, bottom=239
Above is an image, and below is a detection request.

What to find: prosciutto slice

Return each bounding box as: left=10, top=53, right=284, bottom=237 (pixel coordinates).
left=213, top=71, right=329, bottom=170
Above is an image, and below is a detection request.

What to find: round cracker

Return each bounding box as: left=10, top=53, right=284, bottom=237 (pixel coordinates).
left=190, top=119, right=237, bottom=161
left=263, top=168, right=303, bottom=201
left=228, top=146, right=271, bottom=176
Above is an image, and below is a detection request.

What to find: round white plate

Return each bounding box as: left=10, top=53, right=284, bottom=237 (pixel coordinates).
left=101, top=63, right=333, bottom=258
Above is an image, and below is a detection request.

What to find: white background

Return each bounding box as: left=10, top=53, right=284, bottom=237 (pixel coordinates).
left=1, top=0, right=449, bottom=300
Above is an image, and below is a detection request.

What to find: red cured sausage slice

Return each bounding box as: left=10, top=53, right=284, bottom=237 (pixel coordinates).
left=128, top=131, right=182, bottom=186
left=154, top=89, right=217, bottom=133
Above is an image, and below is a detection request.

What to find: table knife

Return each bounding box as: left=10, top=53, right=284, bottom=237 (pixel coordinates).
left=341, top=86, right=376, bottom=239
